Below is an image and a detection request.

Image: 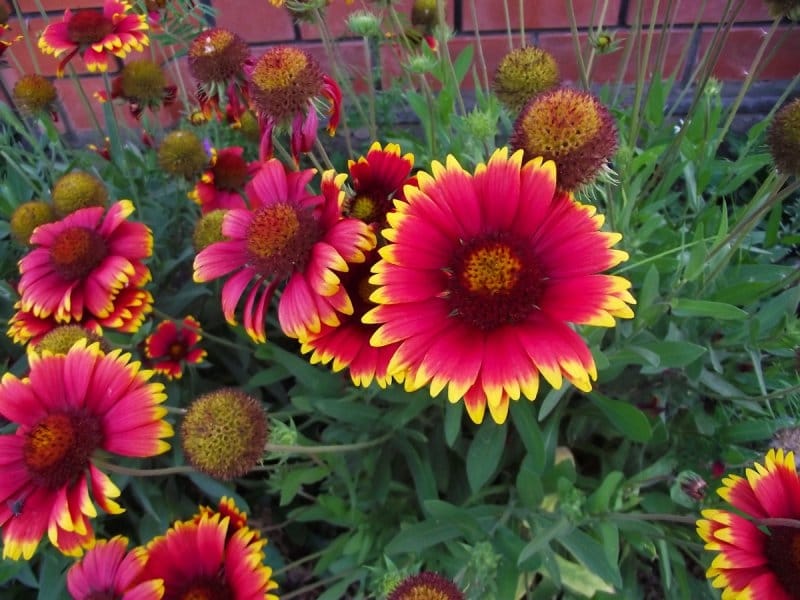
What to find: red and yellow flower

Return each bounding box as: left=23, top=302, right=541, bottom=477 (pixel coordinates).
left=7, top=300, right=102, bottom=348
left=66, top=535, right=164, bottom=600
left=247, top=46, right=342, bottom=162
left=143, top=316, right=206, bottom=380
left=17, top=200, right=153, bottom=331
left=141, top=505, right=278, bottom=599
left=38, top=0, right=149, bottom=77
left=189, top=146, right=258, bottom=214
left=0, top=340, right=173, bottom=560
left=344, top=141, right=416, bottom=227
left=697, top=448, right=800, bottom=599
left=193, top=159, right=375, bottom=343
left=364, top=148, right=635, bottom=424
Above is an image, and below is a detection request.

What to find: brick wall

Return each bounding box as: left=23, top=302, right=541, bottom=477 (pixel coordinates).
left=2, top=0, right=798, bottom=133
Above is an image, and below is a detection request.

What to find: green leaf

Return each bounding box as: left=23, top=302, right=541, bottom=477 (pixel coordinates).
left=554, top=554, right=616, bottom=597
left=558, top=528, right=623, bottom=589
left=637, top=340, right=707, bottom=368
left=384, top=519, right=464, bottom=554
left=279, top=466, right=330, bottom=506
left=510, top=401, right=545, bottom=472
left=444, top=401, right=462, bottom=447
left=590, top=393, right=652, bottom=443
left=719, top=421, right=775, bottom=443
left=670, top=299, right=748, bottom=320
left=466, top=421, right=507, bottom=492
left=518, top=517, right=572, bottom=566
left=586, top=471, right=624, bottom=513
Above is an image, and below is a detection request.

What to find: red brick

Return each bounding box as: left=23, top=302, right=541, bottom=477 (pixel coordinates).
left=631, top=0, right=771, bottom=25
left=213, top=0, right=295, bottom=43
left=299, top=0, right=454, bottom=41
left=698, top=25, right=800, bottom=80
left=16, top=0, right=100, bottom=12
left=462, top=0, right=621, bottom=31
left=538, top=29, right=694, bottom=85
left=52, top=75, right=107, bottom=132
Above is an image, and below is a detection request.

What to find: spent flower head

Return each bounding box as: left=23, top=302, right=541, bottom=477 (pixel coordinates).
left=181, top=388, right=268, bottom=479
left=387, top=572, right=464, bottom=600
left=766, top=97, right=800, bottom=176
left=493, top=46, right=560, bottom=112
left=12, top=74, right=58, bottom=117
left=157, top=130, right=209, bottom=179
left=10, top=201, right=56, bottom=245
left=51, top=171, right=108, bottom=217
left=764, top=0, right=800, bottom=20
left=34, top=324, right=108, bottom=355
left=192, top=209, right=229, bottom=251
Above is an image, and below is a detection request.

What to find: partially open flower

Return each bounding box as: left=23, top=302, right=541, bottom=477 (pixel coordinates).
left=38, top=0, right=149, bottom=76
left=493, top=46, right=560, bottom=113
left=181, top=388, right=268, bottom=479
left=10, top=201, right=56, bottom=245
left=248, top=46, right=342, bottom=161
left=51, top=171, right=108, bottom=217
left=192, top=209, right=229, bottom=252
left=511, top=87, right=618, bottom=191
left=12, top=74, right=58, bottom=117
left=388, top=572, right=464, bottom=600
left=766, top=97, right=800, bottom=176
left=157, top=130, right=209, bottom=179
left=143, top=316, right=206, bottom=380
left=188, top=146, right=257, bottom=213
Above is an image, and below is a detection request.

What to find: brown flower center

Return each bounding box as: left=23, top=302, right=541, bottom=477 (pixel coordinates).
left=250, top=48, right=323, bottom=121
left=348, top=194, right=378, bottom=222
left=446, top=233, right=543, bottom=330
left=67, top=10, right=114, bottom=45
left=245, top=203, right=318, bottom=277
left=23, top=412, right=104, bottom=489
left=168, top=341, right=187, bottom=360
left=213, top=153, right=250, bottom=191
left=49, top=226, right=108, bottom=280
left=765, top=526, right=800, bottom=599
left=179, top=579, right=234, bottom=600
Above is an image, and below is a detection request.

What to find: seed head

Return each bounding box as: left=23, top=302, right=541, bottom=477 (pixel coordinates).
left=10, top=201, right=55, bottom=245
left=157, top=130, right=208, bottom=179
left=493, top=46, right=560, bottom=112
left=51, top=172, right=108, bottom=217
left=13, top=74, right=58, bottom=116
left=766, top=97, right=800, bottom=176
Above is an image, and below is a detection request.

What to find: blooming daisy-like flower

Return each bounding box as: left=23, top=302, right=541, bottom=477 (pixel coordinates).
left=142, top=509, right=279, bottom=599
left=189, top=146, right=258, bottom=214
left=696, top=448, right=800, bottom=599
left=67, top=535, right=164, bottom=600
left=300, top=249, right=403, bottom=388
left=248, top=46, right=342, bottom=162
left=344, top=141, right=416, bottom=227
left=364, top=149, right=634, bottom=424
left=17, top=200, right=153, bottom=327
left=38, top=0, right=149, bottom=77
left=143, top=316, right=206, bottom=379
left=96, top=58, right=176, bottom=120
left=0, top=340, right=173, bottom=560
left=193, top=160, right=375, bottom=343
left=0, top=23, right=22, bottom=62
left=511, top=87, right=618, bottom=191
left=388, top=571, right=464, bottom=600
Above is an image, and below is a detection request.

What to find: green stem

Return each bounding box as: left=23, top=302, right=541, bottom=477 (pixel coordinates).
left=272, top=549, right=325, bottom=578
left=362, top=36, right=378, bottom=141
left=566, top=0, right=590, bottom=90
left=606, top=512, right=699, bottom=525
left=151, top=308, right=251, bottom=351
left=502, top=0, right=514, bottom=52
left=469, top=0, right=491, bottom=91
left=264, top=432, right=393, bottom=456
left=94, top=459, right=196, bottom=477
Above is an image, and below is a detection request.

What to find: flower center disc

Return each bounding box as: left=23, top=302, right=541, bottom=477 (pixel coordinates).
left=168, top=341, right=187, bottom=360
left=766, top=526, right=800, bottom=598
left=348, top=195, right=378, bottom=223
left=180, top=579, right=233, bottom=600
left=213, top=154, right=249, bottom=190
left=23, top=412, right=103, bottom=489
left=67, top=10, right=114, bottom=45
left=245, top=203, right=317, bottom=276
left=49, top=226, right=108, bottom=280
left=448, top=234, right=543, bottom=330
left=252, top=48, right=309, bottom=92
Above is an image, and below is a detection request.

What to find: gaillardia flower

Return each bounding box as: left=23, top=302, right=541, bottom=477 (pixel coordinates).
left=344, top=141, right=416, bottom=227
left=34, top=323, right=108, bottom=356
left=0, top=340, right=173, bottom=560
left=697, top=448, right=800, bottom=599
left=142, top=509, right=279, bottom=599
left=188, top=27, right=249, bottom=87
left=38, top=0, right=149, bottom=76
left=193, top=160, right=375, bottom=343
left=12, top=74, right=58, bottom=118
left=766, top=97, right=800, bottom=177
left=181, top=388, right=268, bottom=479
left=493, top=46, right=560, bottom=113
left=143, top=316, right=206, bottom=379
left=248, top=46, right=342, bottom=161
left=17, top=200, right=153, bottom=328
left=300, top=249, right=403, bottom=388
left=189, top=146, right=258, bottom=214
left=67, top=535, right=164, bottom=600
left=192, top=209, right=229, bottom=251
left=388, top=571, right=464, bottom=600
left=364, top=149, right=634, bottom=424
left=511, top=87, right=618, bottom=191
